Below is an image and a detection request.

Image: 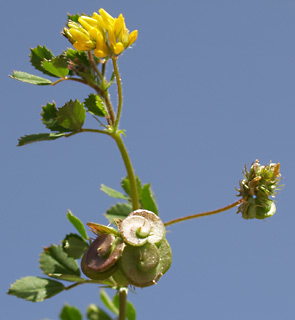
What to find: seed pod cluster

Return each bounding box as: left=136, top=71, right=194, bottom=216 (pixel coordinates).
left=81, top=209, right=172, bottom=287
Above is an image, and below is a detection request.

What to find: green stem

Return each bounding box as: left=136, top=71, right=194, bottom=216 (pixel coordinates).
left=164, top=198, right=244, bottom=227
left=118, top=287, right=128, bottom=320
left=111, top=132, right=140, bottom=210
left=112, top=58, right=123, bottom=130
left=64, top=128, right=111, bottom=139
left=87, top=51, right=103, bottom=81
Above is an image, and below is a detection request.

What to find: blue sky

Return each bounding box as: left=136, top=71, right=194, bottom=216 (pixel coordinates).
left=1, top=0, right=295, bottom=319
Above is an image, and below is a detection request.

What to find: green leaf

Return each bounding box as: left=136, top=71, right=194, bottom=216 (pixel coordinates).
left=42, top=56, right=69, bottom=78
left=67, top=14, right=81, bottom=23
left=41, top=102, right=72, bottom=132
left=67, top=210, right=88, bottom=240
left=121, top=176, right=142, bottom=198
left=57, top=100, right=86, bottom=130
left=113, top=294, right=136, bottom=320
left=101, top=184, right=129, bottom=200
left=48, top=274, right=85, bottom=282
left=10, top=71, right=52, bottom=85
left=60, top=305, right=82, bottom=320
left=105, top=203, right=133, bottom=224
left=30, top=45, right=55, bottom=76
left=100, top=289, right=119, bottom=316
left=62, top=233, right=89, bottom=259
left=17, top=133, right=66, bottom=146
left=141, top=184, right=159, bottom=215
left=7, top=276, right=64, bottom=302
left=87, top=304, right=112, bottom=320
left=39, top=244, right=81, bottom=276
left=84, top=94, right=107, bottom=117
left=64, top=49, right=93, bottom=76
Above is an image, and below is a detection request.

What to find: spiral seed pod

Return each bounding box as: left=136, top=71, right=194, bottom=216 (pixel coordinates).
left=119, top=209, right=165, bottom=246
left=118, top=238, right=172, bottom=287
left=81, top=234, right=124, bottom=280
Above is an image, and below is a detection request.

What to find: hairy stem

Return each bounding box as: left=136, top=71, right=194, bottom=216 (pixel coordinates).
left=111, top=132, right=140, bottom=210
left=164, top=198, right=244, bottom=227
left=118, top=287, right=128, bottom=320
left=87, top=51, right=103, bottom=81
left=112, top=58, right=123, bottom=130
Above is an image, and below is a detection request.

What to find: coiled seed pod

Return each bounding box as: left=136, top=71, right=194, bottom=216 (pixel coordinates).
left=81, top=234, right=124, bottom=280
left=118, top=238, right=172, bottom=287
left=119, top=209, right=165, bottom=246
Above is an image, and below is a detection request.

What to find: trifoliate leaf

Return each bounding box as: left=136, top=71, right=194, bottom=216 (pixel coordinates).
left=7, top=276, right=64, bottom=302
left=100, top=289, right=119, bottom=316
left=30, top=45, right=55, bottom=76
left=113, top=294, right=136, bottom=320
left=121, top=176, right=142, bottom=198
left=41, top=102, right=72, bottom=132
left=60, top=305, right=82, bottom=320
left=10, top=71, right=51, bottom=85
left=141, top=184, right=159, bottom=215
left=17, top=133, right=66, bottom=146
left=39, top=244, right=81, bottom=276
left=101, top=184, right=129, bottom=200
left=67, top=210, right=88, bottom=240
left=84, top=94, right=107, bottom=117
left=62, top=233, right=89, bottom=259
left=42, top=56, right=69, bottom=78
left=105, top=203, right=133, bottom=224
left=87, top=304, right=112, bottom=320
left=57, top=100, right=86, bottom=130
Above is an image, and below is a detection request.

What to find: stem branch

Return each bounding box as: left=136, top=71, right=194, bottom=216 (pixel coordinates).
left=112, top=58, right=123, bottom=130
left=164, top=198, right=244, bottom=227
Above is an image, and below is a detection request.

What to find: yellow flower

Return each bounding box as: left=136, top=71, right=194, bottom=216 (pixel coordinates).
left=64, top=9, right=138, bottom=59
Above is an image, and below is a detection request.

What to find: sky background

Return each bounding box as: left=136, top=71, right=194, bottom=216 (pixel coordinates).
left=1, top=0, right=295, bottom=319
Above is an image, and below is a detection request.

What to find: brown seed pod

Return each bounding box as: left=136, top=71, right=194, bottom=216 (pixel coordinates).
left=81, top=234, right=124, bottom=280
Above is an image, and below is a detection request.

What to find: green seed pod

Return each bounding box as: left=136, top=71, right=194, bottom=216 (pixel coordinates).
left=119, top=209, right=165, bottom=246
left=81, top=234, right=124, bottom=280
left=240, top=197, right=276, bottom=220
left=118, top=238, right=172, bottom=288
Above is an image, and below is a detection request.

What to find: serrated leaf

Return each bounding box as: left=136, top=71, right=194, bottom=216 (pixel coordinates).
left=57, top=100, right=86, bottom=130
left=60, top=305, right=82, bottom=320
left=141, top=184, right=159, bottom=215
left=67, top=210, right=88, bottom=240
left=84, top=94, right=107, bottom=117
left=62, top=233, right=89, bottom=259
left=30, top=45, right=55, bottom=76
left=48, top=274, right=85, bottom=282
left=7, top=276, right=64, bottom=302
left=121, top=176, right=142, bottom=198
left=100, top=290, right=119, bottom=316
left=101, top=184, right=129, bottom=200
left=113, top=294, right=136, bottom=320
left=18, top=133, right=66, bottom=146
left=105, top=203, right=133, bottom=224
left=41, top=102, right=72, bottom=132
left=10, top=71, right=52, bottom=85
left=39, top=244, right=81, bottom=276
left=42, top=56, right=69, bottom=78
left=87, top=304, right=112, bottom=320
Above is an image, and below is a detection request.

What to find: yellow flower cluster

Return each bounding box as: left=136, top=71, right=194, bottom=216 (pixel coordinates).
left=64, top=9, right=138, bottom=59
